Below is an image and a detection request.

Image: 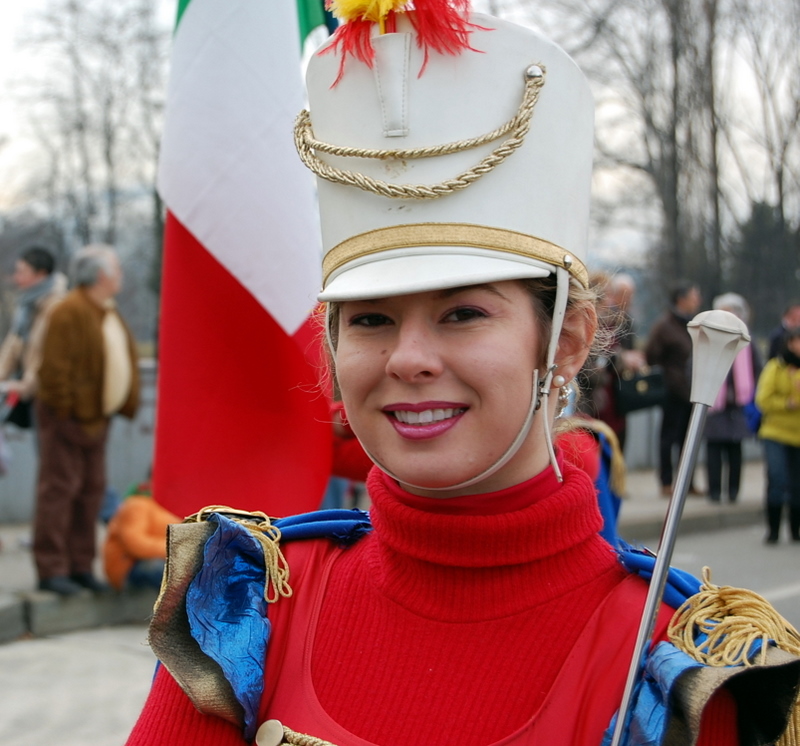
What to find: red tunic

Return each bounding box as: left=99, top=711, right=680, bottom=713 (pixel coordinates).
left=126, top=460, right=737, bottom=745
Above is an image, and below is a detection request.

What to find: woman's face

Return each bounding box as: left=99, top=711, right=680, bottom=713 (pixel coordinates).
left=335, top=281, right=553, bottom=497
left=13, top=260, right=44, bottom=290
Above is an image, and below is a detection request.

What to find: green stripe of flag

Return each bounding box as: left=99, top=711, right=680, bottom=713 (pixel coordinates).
left=174, top=0, right=326, bottom=43
left=175, top=0, right=192, bottom=29
left=296, top=0, right=327, bottom=43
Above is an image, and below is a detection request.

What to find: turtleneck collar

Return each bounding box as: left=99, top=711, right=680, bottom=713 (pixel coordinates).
left=363, top=460, right=618, bottom=621
left=385, top=461, right=561, bottom=516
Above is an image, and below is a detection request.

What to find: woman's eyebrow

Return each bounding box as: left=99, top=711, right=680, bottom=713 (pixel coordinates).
left=439, top=284, right=508, bottom=300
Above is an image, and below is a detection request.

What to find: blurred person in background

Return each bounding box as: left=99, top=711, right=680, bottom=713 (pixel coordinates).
left=103, top=482, right=180, bottom=591
left=768, top=300, right=800, bottom=360
left=0, top=247, right=67, bottom=425
left=645, top=280, right=702, bottom=496
left=756, top=325, right=800, bottom=544
left=33, top=244, right=140, bottom=596
left=578, top=272, right=644, bottom=450
left=703, top=293, right=761, bottom=504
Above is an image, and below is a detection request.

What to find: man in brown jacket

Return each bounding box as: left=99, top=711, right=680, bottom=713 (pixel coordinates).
left=34, top=244, right=140, bottom=595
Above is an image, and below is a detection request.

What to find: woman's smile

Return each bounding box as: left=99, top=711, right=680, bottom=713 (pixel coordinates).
left=384, top=402, right=469, bottom=439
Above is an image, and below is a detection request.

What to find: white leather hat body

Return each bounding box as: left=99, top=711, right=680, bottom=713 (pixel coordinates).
left=300, top=12, right=594, bottom=302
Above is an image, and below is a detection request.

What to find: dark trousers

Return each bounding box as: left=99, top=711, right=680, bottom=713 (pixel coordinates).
left=706, top=441, right=743, bottom=502
left=658, top=394, right=692, bottom=488
left=33, top=403, right=109, bottom=581
left=763, top=438, right=800, bottom=509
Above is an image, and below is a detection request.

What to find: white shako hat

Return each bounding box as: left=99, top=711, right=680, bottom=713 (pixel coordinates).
left=296, top=9, right=594, bottom=302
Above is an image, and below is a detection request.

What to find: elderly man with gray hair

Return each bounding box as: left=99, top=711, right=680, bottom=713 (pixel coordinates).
left=33, top=244, right=140, bottom=595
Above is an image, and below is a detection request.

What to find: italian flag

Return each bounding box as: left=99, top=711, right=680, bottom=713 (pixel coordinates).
left=153, top=0, right=332, bottom=518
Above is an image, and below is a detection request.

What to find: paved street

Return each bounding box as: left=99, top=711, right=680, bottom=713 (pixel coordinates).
left=0, top=625, right=154, bottom=746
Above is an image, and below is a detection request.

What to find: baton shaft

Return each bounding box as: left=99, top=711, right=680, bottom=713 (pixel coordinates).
left=608, top=403, right=708, bottom=746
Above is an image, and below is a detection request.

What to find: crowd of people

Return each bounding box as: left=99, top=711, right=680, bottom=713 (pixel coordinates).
left=0, top=243, right=148, bottom=595
left=576, top=277, right=800, bottom=544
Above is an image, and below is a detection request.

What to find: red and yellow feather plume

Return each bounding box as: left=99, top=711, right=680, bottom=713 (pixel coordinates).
left=324, top=0, right=478, bottom=83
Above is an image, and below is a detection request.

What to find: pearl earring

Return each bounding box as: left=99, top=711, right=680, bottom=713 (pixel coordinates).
left=552, top=374, right=566, bottom=388
left=557, top=384, right=571, bottom=416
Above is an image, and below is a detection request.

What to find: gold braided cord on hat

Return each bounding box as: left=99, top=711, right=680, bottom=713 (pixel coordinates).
left=323, top=222, right=589, bottom=288
left=184, top=505, right=293, bottom=604
left=294, top=64, right=546, bottom=200
left=668, top=567, right=800, bottom=746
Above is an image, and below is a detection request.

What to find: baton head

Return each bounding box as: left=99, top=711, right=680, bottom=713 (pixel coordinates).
left=688, top=310, right=751, bottom=406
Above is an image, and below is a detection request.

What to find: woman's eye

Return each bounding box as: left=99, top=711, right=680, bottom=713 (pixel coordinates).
left=444, top=307, right=486, bottom=323
left=349, top=313, right=392, bottom=327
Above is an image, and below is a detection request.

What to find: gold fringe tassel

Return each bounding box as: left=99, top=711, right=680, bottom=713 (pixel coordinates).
left=668, top=567, right=800, bottom=746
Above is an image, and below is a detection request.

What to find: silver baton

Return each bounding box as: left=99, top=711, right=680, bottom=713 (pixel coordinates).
left=609, top=309, right=751, bottom=746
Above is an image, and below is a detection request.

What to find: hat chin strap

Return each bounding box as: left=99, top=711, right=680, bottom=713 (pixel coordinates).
left=328, top=265, right=570, bottom=493
left=539, top=266, right=570, bottom=482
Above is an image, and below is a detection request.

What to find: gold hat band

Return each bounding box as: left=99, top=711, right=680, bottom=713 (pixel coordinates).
left=322, top=223, right=589, bottom=288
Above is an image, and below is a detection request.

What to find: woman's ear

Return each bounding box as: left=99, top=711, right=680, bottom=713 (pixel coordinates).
left=555, top=302, right=598, bottom=381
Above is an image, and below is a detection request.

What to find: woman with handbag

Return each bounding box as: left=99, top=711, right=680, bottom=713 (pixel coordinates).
left=703, top=293, right=761, bottom=504
left=126, top=3, right=800, bottom=744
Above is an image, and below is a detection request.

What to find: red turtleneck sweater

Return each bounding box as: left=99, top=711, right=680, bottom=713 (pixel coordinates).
left=126, top=461, right=736, bottom=745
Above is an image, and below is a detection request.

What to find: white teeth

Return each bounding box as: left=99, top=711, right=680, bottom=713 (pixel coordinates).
left=394, top=408, right=463, bottom=424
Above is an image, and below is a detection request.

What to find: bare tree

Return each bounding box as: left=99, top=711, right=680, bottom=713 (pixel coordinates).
left=6, top=0, right=169, bottom=343
left=488, top=0, right=800, bottom=326
left=16, top=0, right=168, bottom=243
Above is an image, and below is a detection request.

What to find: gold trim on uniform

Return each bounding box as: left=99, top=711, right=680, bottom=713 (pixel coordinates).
left=322, top=223, right=589, bottom=288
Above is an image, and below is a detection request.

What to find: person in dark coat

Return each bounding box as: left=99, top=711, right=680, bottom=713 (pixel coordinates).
left=768, top=300, right=800, bottom=360
left=645, top=280, right=702, bottom=496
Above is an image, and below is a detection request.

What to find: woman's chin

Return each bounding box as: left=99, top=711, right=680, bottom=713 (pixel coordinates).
left=391, top=466, right=495, bottom=498
left=385, top=464, right=475, bottom=496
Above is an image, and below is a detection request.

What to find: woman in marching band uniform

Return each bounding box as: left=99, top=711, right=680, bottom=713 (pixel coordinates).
left=127, top=2, right=800, bottom=744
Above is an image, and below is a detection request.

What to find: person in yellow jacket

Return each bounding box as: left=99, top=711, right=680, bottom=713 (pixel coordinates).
left=756, top=326, right=800, bottom=543
left=103, top=485, right=180, bottom=591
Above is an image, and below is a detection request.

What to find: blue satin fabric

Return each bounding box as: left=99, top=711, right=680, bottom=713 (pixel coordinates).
left=602, top=642, right=704, bottom=746
left=185, top=509, right=373, bottom=741
left=187, top=514, right=271, bottom=740
left=617, top=545, right=702, bottom=610
left=275, top=508, right=372, bottom=543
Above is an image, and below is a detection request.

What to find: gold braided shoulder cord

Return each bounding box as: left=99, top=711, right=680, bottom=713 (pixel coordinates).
left=294, top=64, right=546, bottom=200
left=185, top=505, right=292, bottom=604
left=668, top=567, right=800, bottom=746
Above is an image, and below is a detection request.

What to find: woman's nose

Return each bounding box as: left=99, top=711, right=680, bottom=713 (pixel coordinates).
left=384, top=320, right=444, bottom=382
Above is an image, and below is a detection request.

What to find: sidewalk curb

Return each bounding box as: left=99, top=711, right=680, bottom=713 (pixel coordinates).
left=618, top=504, right=763, bottom=544
left=0, top=587, right=157, bottom=644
